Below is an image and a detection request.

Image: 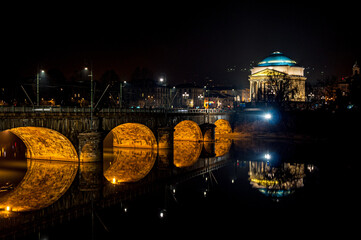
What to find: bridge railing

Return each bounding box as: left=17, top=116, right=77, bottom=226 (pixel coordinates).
left=0, top=106, right=233, bottom=114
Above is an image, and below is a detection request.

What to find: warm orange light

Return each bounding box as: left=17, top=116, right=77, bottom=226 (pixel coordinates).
left=0, top=159, right=78, bottom=212
left=174, top=120, right=203, bottom=141
left=104, top=148, right=156, bottom=183
left=9, top=127, right=78, bottom=161
left=173, top=141, right=202, bottom=167
left=214, top=119, right=232, bottom=135
left=111, top=123, right=157, bottom=149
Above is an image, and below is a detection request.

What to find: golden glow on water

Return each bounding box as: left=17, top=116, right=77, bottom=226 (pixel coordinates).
left=104, top=148, right=156, bottom=184
left=111, top=123, right=157, bottom=149
left=214, top=119, right=232, bottom=135
left=174, top=120, right=203, bottom=141
left=8, top=127, right=78, bottom=161
left=214, top=140, right=232, bottom=157
left=0, top=159, right=78, bottom=212
left=173, top=141, right=202, bottom=167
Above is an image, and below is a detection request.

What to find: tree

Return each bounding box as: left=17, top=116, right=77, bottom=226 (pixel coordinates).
left=265, top=72, right=298, bottom=108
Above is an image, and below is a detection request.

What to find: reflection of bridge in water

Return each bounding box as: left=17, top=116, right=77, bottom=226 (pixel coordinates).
left=0, top=137, right=315, bottom=239
left=0, top=138, right=233, bottom=238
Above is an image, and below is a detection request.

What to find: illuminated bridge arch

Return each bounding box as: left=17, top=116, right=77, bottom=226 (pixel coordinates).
left=111, top=123, right=157, bottom=148
left=214, top=119, right=232, bottom=135
left=174, top=120, right=203, bottom=141
left=6, top=127, right=78, bottom=161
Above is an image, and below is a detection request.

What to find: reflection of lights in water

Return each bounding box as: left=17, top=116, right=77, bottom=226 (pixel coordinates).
left=248, top=161, right=306, bottom=199
left=173, top=141, right=202, bottom=168
left=104, top=148, right=156, bottom=184
left=0, top=159, right=78, bottom=212
left=214, top=140, right=232, bottom=157
left=159, top=209, right=166, bottom=218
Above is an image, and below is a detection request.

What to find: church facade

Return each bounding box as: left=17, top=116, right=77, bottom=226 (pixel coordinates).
left=249, top=51, right=306, bottom=102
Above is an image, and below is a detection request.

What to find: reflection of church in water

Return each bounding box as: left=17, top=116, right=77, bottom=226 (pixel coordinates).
left=248, top=161, right=306, bottom=198
left=249, top=51, right=307, bottom=102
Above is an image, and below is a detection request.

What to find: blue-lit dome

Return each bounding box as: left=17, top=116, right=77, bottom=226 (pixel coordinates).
left=258, top=51, right=297, bottom=67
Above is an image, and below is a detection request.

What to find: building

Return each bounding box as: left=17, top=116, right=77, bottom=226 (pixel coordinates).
left=249, top=51, right=306, bottom=102
left=336, top=62, right=360, bottom=97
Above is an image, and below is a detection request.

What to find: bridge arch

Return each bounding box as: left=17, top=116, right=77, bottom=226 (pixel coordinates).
left=174, top=120, right=203, bottom=141
left=4, top=127, right=78, bottom=161
left=110, top=123, right=157, bottom=149
left=214, top=119, right=232, bottom=135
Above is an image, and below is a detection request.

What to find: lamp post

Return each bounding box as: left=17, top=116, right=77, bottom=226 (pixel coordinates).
left=85, top=67, right=94, bottom=130
left=36, top=70, right=45, bottom=106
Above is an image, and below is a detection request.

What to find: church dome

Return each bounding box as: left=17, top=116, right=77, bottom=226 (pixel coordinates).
left=258, top=51, right=297, bottom=67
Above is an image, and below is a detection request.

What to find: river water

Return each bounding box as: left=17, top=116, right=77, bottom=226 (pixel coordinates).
left=0, top=136, right=358, bottom=239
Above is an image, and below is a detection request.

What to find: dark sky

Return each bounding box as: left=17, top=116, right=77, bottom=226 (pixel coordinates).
left=2, top=1, right=360, bottom=88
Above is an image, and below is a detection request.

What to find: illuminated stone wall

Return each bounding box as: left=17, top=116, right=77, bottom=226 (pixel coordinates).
left=111, top=123, right=157, bottom=149
left=9, top=127, right=78, bottom=161
left=214, top=119, right=232, bottom=135
left=0, top=159, right=78, bottom=212
left=174, top=120, right=203, bottom=141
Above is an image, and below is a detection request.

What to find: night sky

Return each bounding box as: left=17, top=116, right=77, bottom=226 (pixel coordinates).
left=2, top=1, right=360, bottom=88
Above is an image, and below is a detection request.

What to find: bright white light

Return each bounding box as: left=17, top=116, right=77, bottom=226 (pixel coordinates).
left=264, top=113, right=272, bottom=120
left=160, top=212, right=164, bottom=218
left=159, top=78, right=164, bottom=82
left=264, top=153, right=271, bottom=160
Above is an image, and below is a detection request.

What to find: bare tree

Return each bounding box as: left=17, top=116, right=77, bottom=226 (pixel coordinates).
left=265, top=72, right=299, bottom=107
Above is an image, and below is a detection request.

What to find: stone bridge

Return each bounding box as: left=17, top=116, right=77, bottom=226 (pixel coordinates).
left=0, top=107, right=236, bottom=162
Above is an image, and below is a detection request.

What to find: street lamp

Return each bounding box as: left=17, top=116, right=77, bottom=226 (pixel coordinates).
left=37, top=70, right=45, bottom=106
left=84, top=67, right=94, bottom=130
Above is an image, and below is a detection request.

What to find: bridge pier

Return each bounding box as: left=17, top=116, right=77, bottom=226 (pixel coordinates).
left=78, top=131, right=104, bottom=162
left=157, top=127, right=175, bottom=149
left=199, top=123, right=216, bottom=142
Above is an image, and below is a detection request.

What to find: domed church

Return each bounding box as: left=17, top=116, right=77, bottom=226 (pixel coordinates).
left=249, top=51, right=306, bottom=102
